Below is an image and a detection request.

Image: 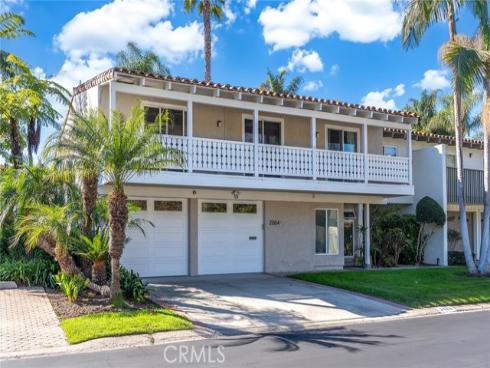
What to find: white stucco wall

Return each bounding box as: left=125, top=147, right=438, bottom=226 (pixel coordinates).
left=410, top=145, right=448, bottom=266
left=383, top=137, right=484, bottom=170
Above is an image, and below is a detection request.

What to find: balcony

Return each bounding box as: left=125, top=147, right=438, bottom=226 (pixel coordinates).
left=145, top=135, right=413, bottom=196
left=447, top=167, right=484, bottom=204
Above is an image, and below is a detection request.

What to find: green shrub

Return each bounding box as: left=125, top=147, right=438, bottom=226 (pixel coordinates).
left=0, top=256, right=59, bottom=288
left=415, top=196, right=446, bottom=264
left=371, top=211, right=419, bottom=266
left=416, top=196, right=446, bottom=226
left=120, top=266, right=148, bottom=303
left=53, top=272, right=88, bottom=303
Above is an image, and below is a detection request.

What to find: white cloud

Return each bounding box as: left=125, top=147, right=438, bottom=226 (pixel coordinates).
left=54, top=0, right=202, bottom=64
left=415, top=69, right=450, bottom=90
left=361, top=83, right=405, bottom=110
left=52, top=55, right=114, bottom=93
left=259, top=0, right=402, bottom=51
left=32, top=67, right=46, bottom=80
left=244, top=0, right=257, bottom=14
left=303, top=80, right=324, bottom=92
left=393, top=83, right=405, bottom=97
left=223, top=1, right=237, bottom=25
left=329, top=64, right=340, bottom=76
left=286, top=49, right=323, bottom=73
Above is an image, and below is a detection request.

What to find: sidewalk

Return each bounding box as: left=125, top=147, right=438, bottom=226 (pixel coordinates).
left=0, top=286, right=208, bottom=360
left=0, top=287, right=67, bottom=356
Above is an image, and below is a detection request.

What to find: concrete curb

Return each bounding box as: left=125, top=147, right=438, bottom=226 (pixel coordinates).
left=0, top=328, right=206, bottom=361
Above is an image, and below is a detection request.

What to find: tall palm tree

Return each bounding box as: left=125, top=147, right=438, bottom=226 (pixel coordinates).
left=402, top=0, right=478, bottom=274
left=115, top=42, right=170, bottom=75
left=404, top=90, right=439, bottom=132
left=426, top=92, right=482, bottom=136
left=184, top=0, right=224, bottom=81
left=99, top=106, right=182, bottom=297
left=457, top=0, right=490, bottom=273
left=0, top=12, right=33, bottom=39
left=260, top=69, right=303, bottom=95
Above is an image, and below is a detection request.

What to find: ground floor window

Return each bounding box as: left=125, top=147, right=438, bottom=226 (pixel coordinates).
left=315, top=209, right=339, bottom=255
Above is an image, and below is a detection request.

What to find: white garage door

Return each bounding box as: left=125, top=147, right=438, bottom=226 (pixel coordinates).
left=198, top=200, right=263, bottom=275
left=122, top=198, right=188, bottom=277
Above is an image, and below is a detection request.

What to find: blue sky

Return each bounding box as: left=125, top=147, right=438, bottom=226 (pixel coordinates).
left=1, top=0, right=483, bottom=112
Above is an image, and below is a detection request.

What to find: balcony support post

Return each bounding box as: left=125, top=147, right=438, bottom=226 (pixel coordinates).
left=253, top=109, right=259, bottom=176
left=362, top=123, right=368, bottom=183
left=364, top=203, right=371, bottom=268
left=408, top=126, right=413, bottom=185
left=108, top=81, right=116, bottom=127
left=310, top=117, right=317, bottom=179
left=187, top=100, right=193, bottom=173
left=475, top=211, right=482, bottom=260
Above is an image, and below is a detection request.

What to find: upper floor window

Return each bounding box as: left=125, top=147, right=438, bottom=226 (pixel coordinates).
left=144, top=105, right=186, bottom=136
left=244, top=118, right=282, bottom=145
left=383, top=145, right=398, bottom=157
left=327, top=128, right=359, bottom=152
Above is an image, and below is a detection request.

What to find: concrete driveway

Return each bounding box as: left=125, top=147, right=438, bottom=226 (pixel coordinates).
left=148, top=274, right=406, bottom=335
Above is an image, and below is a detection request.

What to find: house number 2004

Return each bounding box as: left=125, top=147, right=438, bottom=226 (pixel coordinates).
left=269, top=220, right=280, bottom=226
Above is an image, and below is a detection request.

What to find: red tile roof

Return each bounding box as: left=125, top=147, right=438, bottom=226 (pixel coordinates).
left=73, top=68, right=418, bottom=120
left=384, top=128, right=484, bottom=150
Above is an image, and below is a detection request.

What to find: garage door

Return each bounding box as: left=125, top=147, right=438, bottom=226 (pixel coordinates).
left=198, top=200, right=263, bottom=275
left=122, top=198, right=188, bottom=277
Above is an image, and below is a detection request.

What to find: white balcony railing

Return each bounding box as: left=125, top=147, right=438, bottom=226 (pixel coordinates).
left=161, top=135, right=411, bottom=185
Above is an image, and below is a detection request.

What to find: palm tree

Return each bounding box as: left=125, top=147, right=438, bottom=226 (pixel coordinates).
left=0, top=54, right=70, bottom=167
left=76, top=230, right=108, bottom=285
left=115, top=42, right=170, bottom=75
left=100, top=106, right=182, bottom=297
left=44, top=110, right=107, bottom=237
left=452, top=0, right=490, bottom=273
left=184, top=0, right=224, bottom=81
left=0, top=164, right=110, bottom=295
left=260, top=69, right=303, bottom=95
left=404, top=90, right=439, bottom=132
left=402, top=0, right=478, bottom=274
left=426, top=92, right=482, bottom=136
left=0, top=12, right=33, bottom=39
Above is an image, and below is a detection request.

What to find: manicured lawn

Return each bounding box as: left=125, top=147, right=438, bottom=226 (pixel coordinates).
left=293, top=267, right=490, bottom=308
left=61, top=308, right=193, bottom=344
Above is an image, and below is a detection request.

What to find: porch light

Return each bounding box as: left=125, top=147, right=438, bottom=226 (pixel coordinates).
left=217, top=120, right=223, bottom=127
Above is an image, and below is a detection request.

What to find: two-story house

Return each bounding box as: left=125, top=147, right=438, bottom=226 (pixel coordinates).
left=74, top=68, right=416, bottom=277
left=384, top=129, right=484, bottom=266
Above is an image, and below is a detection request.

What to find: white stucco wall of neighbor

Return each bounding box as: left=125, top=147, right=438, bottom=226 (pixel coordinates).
left=411, top=145, right=448, bottom=266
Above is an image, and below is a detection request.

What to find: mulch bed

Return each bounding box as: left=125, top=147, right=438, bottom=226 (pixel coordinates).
left=46, top=288, right=159, bottom=320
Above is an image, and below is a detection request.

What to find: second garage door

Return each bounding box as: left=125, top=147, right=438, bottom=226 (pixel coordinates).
left=198, top=200, right=263, bottom=275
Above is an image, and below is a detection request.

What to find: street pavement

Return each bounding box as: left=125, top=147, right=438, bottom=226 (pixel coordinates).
left=3, top=309, right=490, bottom=368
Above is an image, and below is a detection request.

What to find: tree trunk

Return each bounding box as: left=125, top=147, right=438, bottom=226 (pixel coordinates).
left=81, top=174, right=98, bottom=236
left=447, top=5, right=477, bottom=274
left=9, top=117, right=22, bottom=169
left=203, top=0, right=212, bottom=82
left=92, top=259, right=107, bottom=285
left=108, top=188, right=128, bottom=297
left=479, top=78, right=490, bottom=273
left=54, top=245, right=79, bottom=277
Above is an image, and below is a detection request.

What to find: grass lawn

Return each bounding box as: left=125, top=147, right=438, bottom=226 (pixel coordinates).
left=61, top=308, right=193, bottom=344
left=293, top=267, right=490, bottom=308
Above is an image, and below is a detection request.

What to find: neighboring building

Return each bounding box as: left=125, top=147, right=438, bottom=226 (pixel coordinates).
left=384, top=129, right=484, bottom=266
left=74, top=68, right=416, bottom=277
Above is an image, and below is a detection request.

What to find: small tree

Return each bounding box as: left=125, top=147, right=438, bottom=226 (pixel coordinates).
left=415, top=196, right=446, bottom=264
